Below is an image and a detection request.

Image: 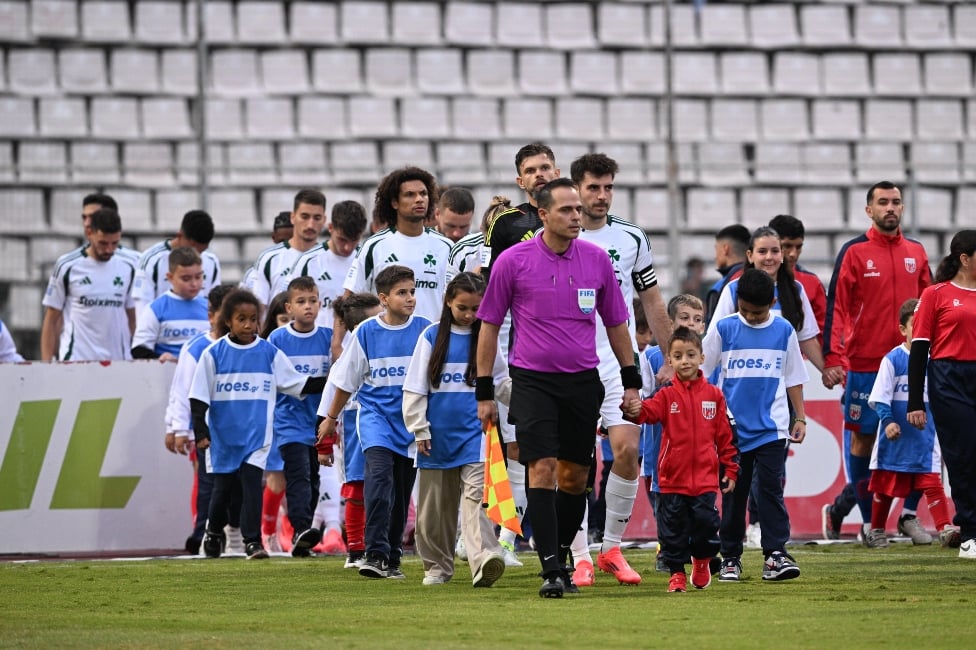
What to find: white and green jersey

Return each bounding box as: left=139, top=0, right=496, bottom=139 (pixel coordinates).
left=446, top=231, right=485, bottom=281
left=291, top=243, right=357, bottom=328
left=244, top=241, right=305, bottom=306
left=43, top=247, right=137, bottom=361
left=343, top=227, right=453, bottom=322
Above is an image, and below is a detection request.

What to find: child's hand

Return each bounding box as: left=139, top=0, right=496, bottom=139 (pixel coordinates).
left=318, top=452, right=334, bottom=467
left=906, top=410, right=927, bottom=429
left=164, top=432, right=176, bottom=453
left=620, top=397, right=641, bottom=420
left=885, top=422, right=901, bottom=440
left=159, top=352, right=177, bottom=362
left=721, top=476, right=736, bottom=494
left=318, top=417, right=337, bottom=442
left=173, top=433, right=191, bottom=455
left=417, top=439, right=431, bottom=456
left=789, top=419, right=806, bottom=443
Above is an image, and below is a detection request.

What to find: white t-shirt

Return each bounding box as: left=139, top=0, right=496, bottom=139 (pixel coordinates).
left=244, top=242, right=305, bottom=305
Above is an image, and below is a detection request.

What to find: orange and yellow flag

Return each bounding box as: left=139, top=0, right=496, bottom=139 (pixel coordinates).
left=482, top=424, right=522, bottom=536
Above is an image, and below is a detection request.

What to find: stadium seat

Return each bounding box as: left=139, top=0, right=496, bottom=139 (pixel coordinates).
left=155, top=189, right=199, bottom=227
left=905, top=5, right=952, bottom=48
left=400, top=97, right=451, bottom=139
left=609, top=187, right=634, bottom=224
left=49, top=188, right=86, bottom=234
left=7, top=284, right=43, bottom=328
left=854, top=4, right=902, bottom=49
left=316, top=188, right=368, bottom=216
left=135, top=1, right=187, bottom=44
left=330, top=142, right=381, bottom=184
left=204, top=99, right=244, bottom=140
left=740, top=188, right=790, bottom=225
left=141, top=98, right=191, bottom=139
left=245, top=98, right=296, bottom=140
left=916, top=100, right=964, bottom=140
left=347, top=97, right=397, bottom=138
left=161, top=49, right=198, bottom=95
left=18, top=142, right=67, bottom=184
left=0, top=49, right=4, bottom=91
left=111, top=49, right=159, bottom=94
left=467, top=50, right=517, bottom=96
left=873, top=54, right=921, bottom=97
left=242, top=234, right=275, bottom=262
left=855, top=143, right=906, bottom=184
left=697, top=143, right=749, bottom=187
left=811, top=99, right=861, bottom=140
left=646, top=143, right=696, bottom=184
left=70, top=142, right=120, bottom=185
left=29, top=237, right=75, bottom=280
left=672, top=53, right=718, bottom=96
left=672, top=99, right=708, bottom=142
left=599, top=143, right=644, bottom=185
left=365, top=48, right=414, bottom=96
left=503, top=98, right=553, bottom=140
left=0, top=1, right=30, bottom=41
left=556, top=98, right=604, bottom=141
left=700, top=4, right=748, bottom=47
left=0, top=97, right=36, bottom=136
left=606, top=98, right=657, bottom=141
left=649, top=4, right=697, bottom=47
left=968, top=98, right=976, bottom=139
left=496, top=3, right=543, bottom=48
left=912, top=143, right=961, bottom=183
left=451, top=97, right=501, bottom=141
left=416, top=49, right=465, bottom=95
left=800, top=5, right=851, bottom=47
left=208, top=189, right=259, bottom=234
left=31, top=0, right=78, bottom=39
left=597, top=2, right=648, bottom=48
left=710, top=99, right=759, bottom=142
left=799, top=235, right=831, bottom=266
left=176, top=142, right=228, bottom=186
left=772, top=53, right=821, bottom=96
left=39, top=97, right=88, bottom=137
left=205, top=237, right=240, bottom=269
left=719, top=53, right=769, bottom=96
left=261, top=50, right=310, bottom=95
left=957, top=187, right=976, bottom=226
left=821, top=53, right=871, bottom=97
left=312, top=50, right=364, bottom=94
left=123, top=143, right=175, bottom=188
left=201, top=1, right=235, bottom=43
left=760, top=99, right=809, bottom=141
left=341, top=1, right=389, bottom=44
left=794, top=188, right=846, bottom=232
left=392, top=2, right=442, bottom=46
left=518, top=51, right=567, bottom=96
left=444, top=1, right=493, bottom=47
left=802, top=144, right=853, bottom=185
left=297, top=96, right=348, bottom=140
left=59, top=48, right=108, bottom=93
left=546, top=3, right=596, bottom=50
left=570, top=52, right=619, bottom=96
left=211, top=50, right=261, bottom=96
left=631, top=188, right=668, bottom=232
left=435, top=142, right=487, bottom=185
left=754, top=143, right=802, bottom=185
left=289, top=1, right=338, bottom=44
left=9, top=49, right=57, bottom=94
left=487, top=141, right=524, bottom=182
left=687, top=189, right=736, bottom=232
left=749, top=5, right=799, bottom=49
left=0, top=142, right=12, bottom=182
left=964, top=143, right=976, bottom=182
left=279, top=142, right=327, bottom=185
left=550, top=141, right=591, bottom=169
left=957, top=5, right=976, bottom=48
left=226, top=143, right=277, bottom=186
left=105, top=188, right=153, bottom=232
left=382, top=141, right=434, bottom=173
left=923, top=54, right=972, bottom=97
left=863, top=100, right=913, bottom=141
left=237, top=0, right=287, bottom=44
left=914, top=187, right=954, bottom=230
left=0, top=237, right=28, bottom=280
left=620, top=52, right=665, bottom=95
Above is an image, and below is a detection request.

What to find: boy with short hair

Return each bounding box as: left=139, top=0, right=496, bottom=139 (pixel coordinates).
left=318, top=265, right=432, bottom=579
left=268, top=276, right=334, bottom=556
left=132, top=246, right=209, bottom=361
left=702, top=268, right=808, bottom=582
left=623, top=327, right=738, bottom=592
left=864, top=298, right=960, bottom=549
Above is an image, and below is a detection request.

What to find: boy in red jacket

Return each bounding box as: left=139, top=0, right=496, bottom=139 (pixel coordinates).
left=622, top=327, right=739, bottom=593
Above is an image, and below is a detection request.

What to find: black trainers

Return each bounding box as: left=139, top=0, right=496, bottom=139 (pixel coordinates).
left=821, top=504, right=842, bottom=540
left=560, top=566, right=580, bottom=594
left=185, top=536, right=201, bottom=556
left=245, top=541, right=269, bottom=560
left=539, top=575, right=565, bottom=598
left=359, top=553, right=389, bottom=579
left=386, top=565, right=406, bottom=580
left=292, top=528, right=323, bottom=557
left=762, top=551, right=800, bottom=581
left=202, top=531, right=225, bottom=559
left=718, top=557, right=741, bottom=582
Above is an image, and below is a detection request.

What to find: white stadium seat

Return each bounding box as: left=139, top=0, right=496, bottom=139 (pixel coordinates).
left=916, top=100, right=964, bottom=140
left=279, top=142, right=327, bottom=185
left=0, top=97, right=36, bottom=136
left=0, top=1, right=30, bottom=41
left=957, top=188, right=976, bottom=227
left=400, top=97, right=451, bottom=139
left=772, top=53, right=821, bottom=96
left=392, top=2, right=442, bottom=46
left=59, top=48, right=108, bottom=93
left=672, top=53, right=717, bottom=96
left=226, top=143, right=277, bottom=186
left=237, top=0, right=287, bottom=44
left=9, top=49, right=57, bottom=95
left=905, top=5, right=952, bottom=48
left=31, top=0, right=78, bottom=39
left=444, top=1, right=493, bottom=47
left=755, top=143, right=802, bottom=185
left=620, top=52, right=665, bottom=95
left=811, top=99, right=861, bottom=140
left=700, top=4, right=748, bottom=47
left=261, top=50, right=310, bottom=95
left=211, top=49, right=261, bottom=96
left=70, top=142, right=120, bottom=185
left=155, top=189, right=200, bottom=227
left=451, top=98, right=502, bottom=141
left=802, top=144, right=853, bottom=185
left=111, top=49, right=160, bottom=94
left=740, top=188, right=790, bottom=225
left=208, top=190, right=259, bottom=234
left=606, top=98, right=657, bottom=142
left=873, top=54, right=921, bottom=97
left=341, top=1, right=389, bottom=44
left=556, top=98, right=604, bottom=141
left=912, top=143, right=961, bottom=183
left=289, top=2, right=338, bottom=45
left=760, top=99, right=809, bottom=141
left=416, top=49, right=465, bottom=95
left=49, top=188, right=86, bottom=234
left=141, top=98, right=192, bottom=139
left=297, top=96, right=348, bottom=140
left=671, top=99, right=708, bottom=142
left=245, top=98, right=295, bottom=140
left=923, top=54, right=973, bottom=97
left=749, top=5, right=799, bottom=49
left=794, top=188, right=846, bottom=232
left=957, top=5, right=976, bottom=48
left=599, top=143, right=644, bottom=185
left=964, top=143, right=976, bottom=183
left=467, top=50, right=517, bottom=96
left=546, top=3, right=596, bottom=50
left=135, top=1, right=186, bottom=44
left=204, top=99, right=244, bottom=140
left=649, top=4, right=697, bottom=47
left=646, top=143, right=696, bottom=184
left=822, top=53, right=871, bottom=97
left=719, top=53, right=769, bottom=96
left=382, top=141, right=434, bottom=172
left=496, top=3, right=543, bottom=48
left=914, top=187, right=954, bottom=230
left=18, top=142, right=67, bottom=184
left=502, top=98, right=553, bottom=140
left=855, top=143, right=906, bottom=184
left=863, top=100, right=913, bottom=141
left=518, top=51, right=567, bottom=96
left=854, top=4, right=902, bottom=49
left=570, top=52, right=618, bottom=96
left=347, top=96, right=397, bottom=139
left=631, top=188, right=669, bottom=232
left=312, top=50, right=363, bottom=94
left=0, top=190, right=46, bottom=235
left=91, top=97, right=139, bottom=139
left=686, top=188, right=736, bottom=232
left=104, top=188, right=153, bottom=231
left=161, top=49, right=198, bottom=95
left=39, top=97, right=87, bottom=137
left=123, top=142, right=175, bottom=188
left=710, top=99, right=759, bottom=142
left=0, top=237, right=29, bottom=280
left=697, top=143, right=750, bottom=187
left=0, top=142, right=12, bottom=183
left=598, top=2, right=648, bottom=48
left=435, top=142, right=487, bottom=185
left=330, top=142, right=381, bottom=184
left=800, top=6, right=851, bottom=47
left=365, top=48, right=414, bottom=96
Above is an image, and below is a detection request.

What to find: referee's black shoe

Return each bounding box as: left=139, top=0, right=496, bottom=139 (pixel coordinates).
left=539, top=575, right=565, bottom=598
left=561, top=566, right=580, bottom=594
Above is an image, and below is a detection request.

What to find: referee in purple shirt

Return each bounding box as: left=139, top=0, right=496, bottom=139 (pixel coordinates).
left=475, top=178, right=641, bottom=598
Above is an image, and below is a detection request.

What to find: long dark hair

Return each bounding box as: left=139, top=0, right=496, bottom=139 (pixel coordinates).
left=746, top=226, right=804, bottom=332
left=427, top=272, right=486, bottom=389
left=935, top=230, right=976, bottom=283
left=260, top=291, right=289, bottom=339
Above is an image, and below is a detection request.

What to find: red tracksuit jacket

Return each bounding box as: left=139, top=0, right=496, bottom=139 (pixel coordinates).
left=629, top=371, right=738, bottom=496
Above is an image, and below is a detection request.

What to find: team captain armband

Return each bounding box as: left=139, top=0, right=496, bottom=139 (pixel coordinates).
left=620, top=365, right=642, bottom=390
left=632, top=266, right=658, bottom=292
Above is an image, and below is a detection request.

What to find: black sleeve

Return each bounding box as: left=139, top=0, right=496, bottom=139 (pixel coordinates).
left=131, top=346, right=158, bottom=359
left=190, top=398, right=210, bottom=444
left=301, top=376, right=328, bottom=395
left=907, top=339, right=931, bottom=412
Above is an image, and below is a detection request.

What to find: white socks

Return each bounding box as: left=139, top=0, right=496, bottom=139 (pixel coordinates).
left=499, top=460, right=527, bottom=547
left=571, top=499, right=592, bottom=565
left=313, top=464, right=342, bottom=531
left=601, top=471, right=638, bottom=554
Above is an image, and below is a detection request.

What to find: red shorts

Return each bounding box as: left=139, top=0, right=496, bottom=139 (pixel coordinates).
left=869, top=470, right=944, bottom=498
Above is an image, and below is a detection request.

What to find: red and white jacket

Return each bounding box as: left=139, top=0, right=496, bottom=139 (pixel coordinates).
left=628, top=371, right=738, bottom=496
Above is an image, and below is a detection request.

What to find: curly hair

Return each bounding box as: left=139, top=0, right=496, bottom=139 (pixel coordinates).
left=373, top=167, right=438, bottom=229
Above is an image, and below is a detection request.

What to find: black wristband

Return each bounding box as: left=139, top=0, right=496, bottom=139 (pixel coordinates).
left=620, top=365, right=642, bottom=390
left=475, top=376, right=495, bottom=401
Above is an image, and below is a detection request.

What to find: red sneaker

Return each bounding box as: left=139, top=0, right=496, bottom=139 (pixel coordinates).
left=596, top=546, right=642, bottom=585
left=691, top=556, right=712, bottom=589
left=572, top=559, right=595, bottom=587
left=320, top=528, right=347, bottom=555
left=668, top=572, right=687, bottom=593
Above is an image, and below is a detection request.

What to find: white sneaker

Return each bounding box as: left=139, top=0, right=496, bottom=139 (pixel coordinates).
left=224, top=525, right=244, bottom=554
left=422, top=575, right=448, bottom=586
left=455, top=534, right=468, bottom=561
left=745, top=523, right=762, bottom=549
left=959, top=538, right=976, bottom=560
left=499, top=540, right=523, bottom=567
left=263, top=533, right=282, bottom=553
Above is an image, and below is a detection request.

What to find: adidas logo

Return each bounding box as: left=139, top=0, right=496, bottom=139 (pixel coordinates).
left=318, top=271, right=332, bottom=282
left=384, top=253, right=400, bottom=264
left=79, top=276, right=92, bottom=285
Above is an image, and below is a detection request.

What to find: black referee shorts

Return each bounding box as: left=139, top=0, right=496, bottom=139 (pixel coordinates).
left=508, top=366, right=604, bottom=467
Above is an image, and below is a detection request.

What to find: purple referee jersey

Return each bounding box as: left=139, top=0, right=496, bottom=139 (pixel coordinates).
left=478, top=235, right=629, bottom=373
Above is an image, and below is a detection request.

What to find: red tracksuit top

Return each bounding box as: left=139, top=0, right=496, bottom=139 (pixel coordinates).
left=823, top=227, right=931, bottom=373
left=630, top=371, right=738, bottom=496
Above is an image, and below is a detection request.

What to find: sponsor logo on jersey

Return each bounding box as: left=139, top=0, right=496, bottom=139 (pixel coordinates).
left=866, top=259, right=875, bottom=270
left=439, top=371, right=468, bottom=385
left=953, top=299, right=962, bottom=308
left=371, top=365, right=407, bottom=379
left=162, top=326, right=202, bottom=338
left=670, top=401, right=680, bottom=413
left=701, top=401, right=717, bottom=420
left=577, top=289, right=596, bottom=314
left=215, top=380, right=261, bottom=394
left=415, top=279, right=439, bottom=289
left=904, top=258, right=916, bottom=273
left=726, top=356, right=780, bottom=371
left=79, top=297, right=124, bottom=308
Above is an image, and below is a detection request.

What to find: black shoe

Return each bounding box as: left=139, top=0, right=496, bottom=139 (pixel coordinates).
left=292, top=528, right=322, bottom=557
left=185, top=536, right=201, bottom=555
left=709, top=557, right=722, bottom=576
left=202, top=531, right=225, bottom=559
left=246, top=541, right=269, bottom=560
left=359, top=554, right=389, bottom=579
left=539, top=575, right=565, bottom=598
left=561, top=566, right=580, bottom=594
